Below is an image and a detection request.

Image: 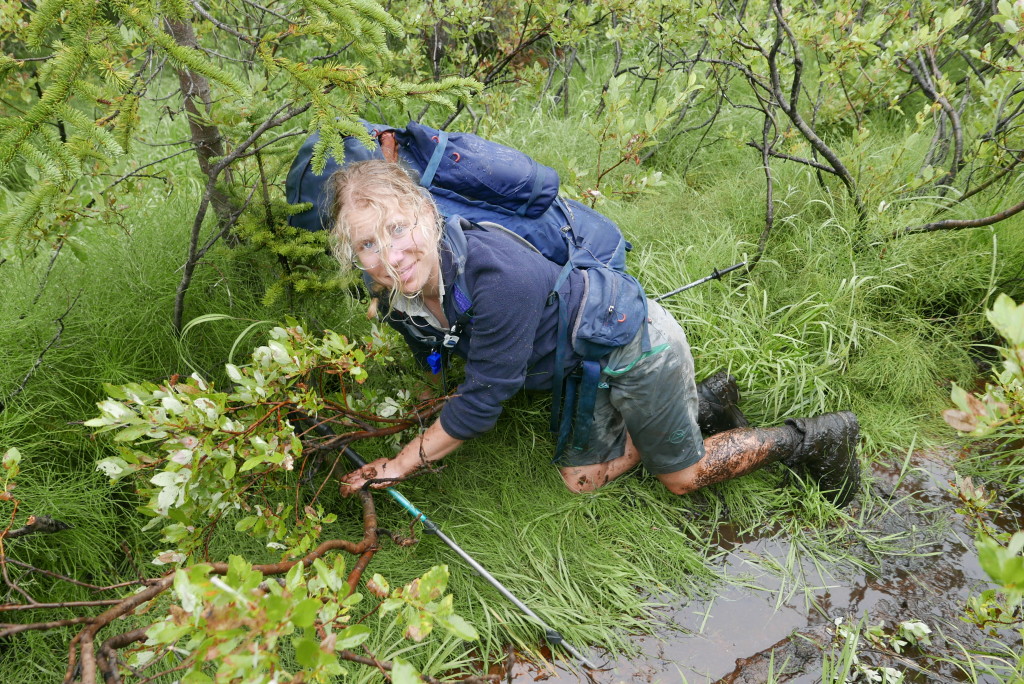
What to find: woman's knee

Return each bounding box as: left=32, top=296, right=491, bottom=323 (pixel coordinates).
left=559, top=465, right=603, bottom=493
left=656, top=463, right=702, bottom=496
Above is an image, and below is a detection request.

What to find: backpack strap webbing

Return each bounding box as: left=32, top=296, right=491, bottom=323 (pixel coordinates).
left=571, top=360, right=602, bottom=452
left=517, top=171, right=548, bottom=217
left=438, top=218, right=474, bottom=392
left=554, top=373, right=578, bottom=458
left=548, top=259, right=575, bottom=437
left=421, top=130, right=449, bottom=188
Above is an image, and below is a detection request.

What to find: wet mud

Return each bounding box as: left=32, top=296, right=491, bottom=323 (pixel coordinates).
left=501, top=448, right=1023, bottom=683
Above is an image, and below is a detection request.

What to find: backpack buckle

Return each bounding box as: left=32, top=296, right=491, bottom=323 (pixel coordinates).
left=442, top=332, right=460, bottom=348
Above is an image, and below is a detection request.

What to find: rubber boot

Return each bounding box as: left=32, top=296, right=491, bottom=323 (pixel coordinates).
left=696, top=371, right=750, bottom=437
left=783, top=411, right=861, bottom=507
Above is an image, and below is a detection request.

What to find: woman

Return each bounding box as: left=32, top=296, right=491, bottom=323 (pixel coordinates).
left=332, top=160, right=861, bottom=505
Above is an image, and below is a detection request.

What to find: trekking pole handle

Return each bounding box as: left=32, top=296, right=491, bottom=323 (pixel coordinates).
left=653, top=261, right=746, bottom=302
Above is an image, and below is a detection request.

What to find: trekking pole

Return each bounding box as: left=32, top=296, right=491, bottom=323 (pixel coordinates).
left=653, top=261, right=747, bottom=302
left=301, top=417, right=597, bottom=670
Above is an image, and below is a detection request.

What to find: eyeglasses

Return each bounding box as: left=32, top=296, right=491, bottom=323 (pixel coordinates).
left=351, top=218, right=419, bottom=270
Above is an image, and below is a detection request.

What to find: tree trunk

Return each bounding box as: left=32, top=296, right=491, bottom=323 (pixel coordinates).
left=164, top=17, right=235, bottom=225
left=164, top=18, right=237, bottom=334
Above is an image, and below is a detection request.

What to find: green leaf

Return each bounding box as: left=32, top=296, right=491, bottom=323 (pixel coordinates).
left=222, top=457, right=237, bottom=480
left=416, top=565, right=449, bottom=601
left=294, top=636, right=322, bottom=668
left=437, top=613, right=479, bottom=641
left=234, top=515, right=258, bottom=532
left=226, top=554, right=252, bottom=584
left=313, top=557, right=342, bottom=593
left=335, top=623, right=371, bottom=650
left=239, top=455, right=264, bottom=472
left=390, top=658, right=420, bottom=684
left=988, top=294, right=1024, bottom=345
left=113, top=423, right=152, bottom=442
left=3, top=447, right=22, bottom=471
left=381, top=597, right=404, bottom=612
left=263, top=594, right=289, bottom=622
left=65, top=236, right=89, bottom=262
left=291, top=598, right=321, bottom=628
left=285, top=562, right=305, bottom=591
left=181, top=671, right=213, bottom=684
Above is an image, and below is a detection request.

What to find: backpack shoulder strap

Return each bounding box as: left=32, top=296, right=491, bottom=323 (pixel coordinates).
left=440, top=217, right=474, bottom=350
left=475, top=221, right=543, bottom=256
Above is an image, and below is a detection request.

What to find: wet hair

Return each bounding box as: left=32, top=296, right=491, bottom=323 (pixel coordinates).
left=329, top=160, right=442, bottom=299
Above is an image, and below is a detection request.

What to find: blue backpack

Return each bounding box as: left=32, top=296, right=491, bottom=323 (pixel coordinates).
left=285, top=121, right=649, bottom=458
left=285, top=120, right=629, bottom=270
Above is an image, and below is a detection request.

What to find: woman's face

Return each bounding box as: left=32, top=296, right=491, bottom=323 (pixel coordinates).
left=345, top=198, right=439, bottom=297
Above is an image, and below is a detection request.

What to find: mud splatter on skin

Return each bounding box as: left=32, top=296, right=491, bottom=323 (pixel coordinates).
left=689, top=427, right=799, bottom=491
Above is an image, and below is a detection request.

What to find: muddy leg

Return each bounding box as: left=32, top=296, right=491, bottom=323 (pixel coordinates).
left=657, top=426, right=799, bottom=496
left=559, top=433, right=642, bottom=493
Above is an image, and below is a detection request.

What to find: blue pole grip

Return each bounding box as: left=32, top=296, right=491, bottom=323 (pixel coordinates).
left=385, top=489, right=438, bottom=533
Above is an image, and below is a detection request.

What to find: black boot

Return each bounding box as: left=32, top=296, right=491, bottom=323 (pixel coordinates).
left=696, top=372, right=750, bottom=437
left=784, top=411, right=861, bottom=507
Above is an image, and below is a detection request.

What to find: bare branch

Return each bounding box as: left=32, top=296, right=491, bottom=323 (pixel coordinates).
left=240, top=0, right=294, bottom=23
left=188, top=0, right=258, bottom=45
left=904, top=50, right=963, bottom=188
left=0, top=558, right=158, bottom=591
left=746, top=141, right=838, bottom=174
left=0, top=616, right=96, bottom=639
left=766, top=0, right=865, bottom=222
left=18, top=240, right=64, bottom=319
left=0, top=599, right=125, bottom=612
left=1, top=293, right=80, bottom=412
left=893, top=195, right=1024, bottom=238
left=955, top=154, right=1023, bottom=204
left=749, top=112, right=777, bottom=274
left=100, top=145, right=197, bottom=195
left=1, top=514, right=73, bottom=540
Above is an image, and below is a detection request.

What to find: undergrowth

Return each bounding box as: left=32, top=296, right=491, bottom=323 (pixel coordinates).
left=2, top=45, right=1024, bottom=683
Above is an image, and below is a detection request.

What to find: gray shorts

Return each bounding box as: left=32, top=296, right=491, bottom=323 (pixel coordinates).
left=560, top=300, right=705, bottom=474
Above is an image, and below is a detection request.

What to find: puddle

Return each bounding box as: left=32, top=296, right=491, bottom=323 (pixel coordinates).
left=499, top=450, right=1023, bottom=683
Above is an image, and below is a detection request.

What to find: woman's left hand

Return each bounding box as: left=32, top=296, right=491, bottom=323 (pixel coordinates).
left=340, top=455, right=415, bottom=495
left=340, top=421, right=465, bottom=496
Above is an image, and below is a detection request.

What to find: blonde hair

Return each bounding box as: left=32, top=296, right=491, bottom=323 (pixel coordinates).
left=330, top=160, right=442, bottom=299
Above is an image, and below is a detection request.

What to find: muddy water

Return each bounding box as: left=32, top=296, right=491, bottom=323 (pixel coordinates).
left=504, top=450, right=1023, bottom=683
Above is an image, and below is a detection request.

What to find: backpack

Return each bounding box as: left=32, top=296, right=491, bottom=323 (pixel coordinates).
left=285, top=121, right=649, bottom=458
left=285, top=120, right=630, bottom=270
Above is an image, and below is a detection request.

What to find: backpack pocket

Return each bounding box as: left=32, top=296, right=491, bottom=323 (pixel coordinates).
left=571, top=269, right=648, bottom=359
left=402, top=122, right=560, bottom=219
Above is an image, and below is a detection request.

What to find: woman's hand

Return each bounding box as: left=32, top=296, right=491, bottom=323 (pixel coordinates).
left=340, top=420, right=465, bottom=496
left=340, top=455, right=416, bottom=496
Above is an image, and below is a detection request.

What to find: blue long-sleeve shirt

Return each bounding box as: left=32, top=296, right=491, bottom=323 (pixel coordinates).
left=379, top=220, right=585, bottom=440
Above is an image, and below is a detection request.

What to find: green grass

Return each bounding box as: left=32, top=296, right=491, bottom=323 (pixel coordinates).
left=3, top=50, right=1024, bottom=684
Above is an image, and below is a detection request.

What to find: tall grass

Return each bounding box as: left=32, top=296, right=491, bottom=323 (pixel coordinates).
left=3, top=41, right=1024, bottom=682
